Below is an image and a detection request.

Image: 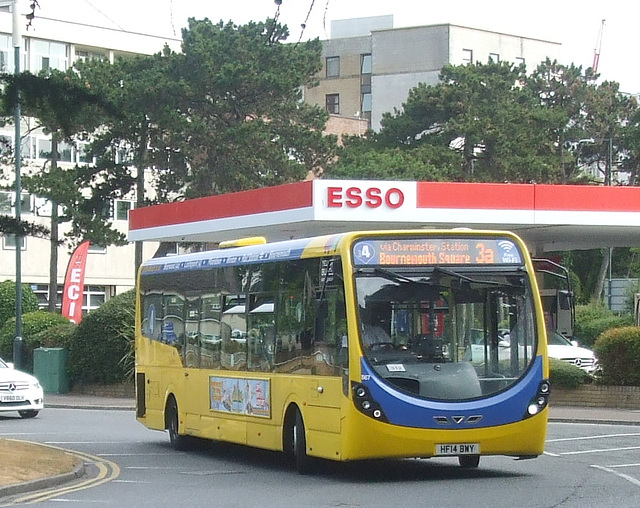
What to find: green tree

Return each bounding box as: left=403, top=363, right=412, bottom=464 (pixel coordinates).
left=0, top=70, right=128, bottom=310
left=525, top=59, right=638, bottom=185
left=0, top=216, right=49, bottom=238
left=78, top=18, right=336, bottom=274
left=524, top=58, right=590, bottom=184
left=332, top=59, right=637, bottom=190
left=76, top=48, right=187, bottom=273
left=329, top=138, right=462, bottom=181
left=0, top=280, right=39, bottom=328
left=433, top=61, right=561, bottom=182
left=170, top=18, right=335, bottom=197
left=622, top=106, right=640, bottom=185
left=332, top=61, right=564, bottom=183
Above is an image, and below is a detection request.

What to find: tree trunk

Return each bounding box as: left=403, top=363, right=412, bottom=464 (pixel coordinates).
left=134, top=120, right=149, bottom=280
left=591, top=248, right=611, bottom=305
left=48, top=134, right=59, bottom=312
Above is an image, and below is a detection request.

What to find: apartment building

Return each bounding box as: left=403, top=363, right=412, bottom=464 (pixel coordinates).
left=0, top=8, right=180, bottom=312
left=305, top=16, right=562, bottom=131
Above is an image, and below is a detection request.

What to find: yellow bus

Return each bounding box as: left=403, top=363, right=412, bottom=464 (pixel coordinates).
left=135, top=230, right=549, bottom=473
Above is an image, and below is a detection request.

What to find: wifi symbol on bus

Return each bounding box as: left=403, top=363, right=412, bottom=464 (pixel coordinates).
left=498, top=241, right=515, bottom=252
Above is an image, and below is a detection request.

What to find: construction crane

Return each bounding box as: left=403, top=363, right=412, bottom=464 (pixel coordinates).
left=592, top=19, right=605, bottom=74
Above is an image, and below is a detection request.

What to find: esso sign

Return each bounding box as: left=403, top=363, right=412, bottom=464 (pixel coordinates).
left=327, top=186, right=405, bottom=209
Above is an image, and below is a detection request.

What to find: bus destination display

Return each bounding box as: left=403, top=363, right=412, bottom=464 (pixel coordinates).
left=352, top=238, right=522, bottom=266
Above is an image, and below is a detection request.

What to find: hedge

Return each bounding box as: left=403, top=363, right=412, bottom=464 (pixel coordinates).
left=0, top=311, right=71, bottom=372
left=67, top=289, right=135, bottom=385
left=593, top=326, right=640, bottom=386
left=549, top=357, right=593, bottom=389
left=574, top=303, right=633, bottom=348
left=31, top=322, right=77, bottom=350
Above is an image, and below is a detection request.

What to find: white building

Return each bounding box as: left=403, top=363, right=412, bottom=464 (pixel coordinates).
left=0, top=6, right=180, bottom=313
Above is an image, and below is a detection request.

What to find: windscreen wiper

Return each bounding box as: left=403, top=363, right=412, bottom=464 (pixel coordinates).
left=432, top=266, right=512, bottom=288
left=370, top=267, right=432, bottom=285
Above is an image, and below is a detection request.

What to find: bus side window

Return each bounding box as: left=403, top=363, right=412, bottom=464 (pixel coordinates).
left=247, top=293, right=275, bottom=372
left=142, top=290, right=163, bottom=341
left=163, top=293, right=185, bottom=353
left=221, top=294, right=247, bottom=371
left=200, top=293, right=222, bottom=369
left=312, top=258, right=347, bottom=376
left=275, top=290, right=303, bottom=365
left=184, top=294, right=201, bottom=368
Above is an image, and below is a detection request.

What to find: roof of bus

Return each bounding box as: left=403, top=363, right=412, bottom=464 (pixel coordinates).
left=140, top=229, right=528, bottom=275
left=141, top=233, right=346, bottom=274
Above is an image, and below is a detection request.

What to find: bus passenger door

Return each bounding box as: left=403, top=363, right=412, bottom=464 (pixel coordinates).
left=305, top=374, right=343, bottom=459
left=304, top=317, right=344, bottom=457
left=308, top=374, right=342, bottom=429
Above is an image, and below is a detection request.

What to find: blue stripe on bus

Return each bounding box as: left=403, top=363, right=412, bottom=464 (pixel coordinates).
left=360, top=357, right=543, bottom=429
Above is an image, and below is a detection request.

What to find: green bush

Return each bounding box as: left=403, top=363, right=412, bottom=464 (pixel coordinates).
left=575, top=302, right=614, bottom=322
left=574, top=303, right=633, bottom=347
left=0, top=311, right=71, bottom=372
left=0, top=280, right=39, bottom=328
left=549, top=357, right=592, bottom=389
left=67, top=289, right=135, bottom=385
left=31, top=322, right=77, bottom=350
left=593, top=326, right=640, bottom=386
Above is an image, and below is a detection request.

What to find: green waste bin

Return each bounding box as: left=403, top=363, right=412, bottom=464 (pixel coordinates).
left=33, top=348, right=70, bottom=394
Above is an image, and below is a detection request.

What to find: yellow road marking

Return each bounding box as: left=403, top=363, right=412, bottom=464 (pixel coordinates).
left=0, top=442, right=121, bottom=506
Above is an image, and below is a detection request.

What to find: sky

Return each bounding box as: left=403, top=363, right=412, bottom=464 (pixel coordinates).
left=34, top=0, right=640, bottom=94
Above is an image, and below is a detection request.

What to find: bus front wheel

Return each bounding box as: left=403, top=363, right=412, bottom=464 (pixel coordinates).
left=292, top=409, right=312, bottom=474
left=458, top=455, right=480, bottom=468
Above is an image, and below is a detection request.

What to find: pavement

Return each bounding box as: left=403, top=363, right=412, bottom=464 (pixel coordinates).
left=44, top=393, right=136, bottom=411
left=42, top=393, right=640, bottom=425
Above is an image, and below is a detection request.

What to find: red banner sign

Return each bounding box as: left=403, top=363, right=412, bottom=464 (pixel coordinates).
left=61, top=241, right=91, bottom=324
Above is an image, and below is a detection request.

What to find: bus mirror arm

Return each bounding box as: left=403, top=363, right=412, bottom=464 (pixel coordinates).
left=315, top=299, right=328, bottom=319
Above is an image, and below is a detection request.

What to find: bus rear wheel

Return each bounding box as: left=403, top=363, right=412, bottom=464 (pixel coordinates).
left=167, top=397, right=189, bottom=451
left=458, top=455, right=480, bottom=468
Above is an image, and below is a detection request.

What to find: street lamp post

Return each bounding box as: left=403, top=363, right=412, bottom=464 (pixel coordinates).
left=1, top=0, right=24, bottom=368
left=13, top=1, right=22, bottom=368
left=606, top=137, right=613, bottom=310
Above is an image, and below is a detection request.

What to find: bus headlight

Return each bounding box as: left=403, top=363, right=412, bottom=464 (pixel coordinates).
left=352, top=382, right=388, bottom=422
left=539, top=380, right=550, bottom=394
left=525, top=380, right=550, bottom=418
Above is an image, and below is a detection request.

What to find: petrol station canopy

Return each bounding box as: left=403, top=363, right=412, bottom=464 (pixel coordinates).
left=128, top=180, right=640, bottom=254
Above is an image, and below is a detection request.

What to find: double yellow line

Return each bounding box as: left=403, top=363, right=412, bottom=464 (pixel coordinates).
left=0, top=443, right=120, bottom=506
